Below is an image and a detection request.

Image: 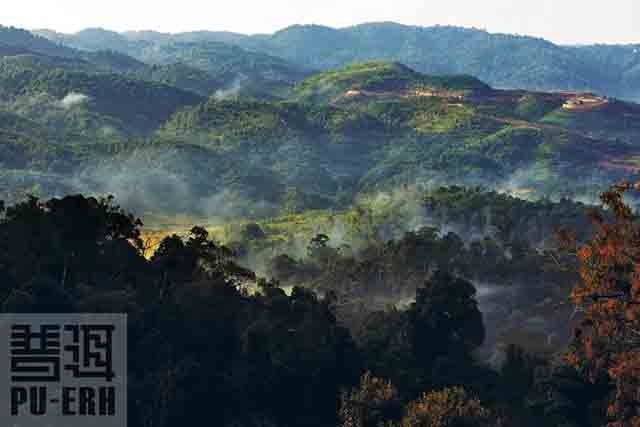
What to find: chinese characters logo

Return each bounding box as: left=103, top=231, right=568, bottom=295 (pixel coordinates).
left=1, top=314, right=126, bottom=427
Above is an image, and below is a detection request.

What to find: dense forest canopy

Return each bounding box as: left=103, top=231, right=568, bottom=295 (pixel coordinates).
left=0, top=184, right=637, bottom=426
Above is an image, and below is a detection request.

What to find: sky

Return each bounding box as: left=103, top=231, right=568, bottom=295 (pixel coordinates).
left=1, top=0, right=638, bottom=45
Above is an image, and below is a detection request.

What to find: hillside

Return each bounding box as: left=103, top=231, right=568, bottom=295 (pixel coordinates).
left=292, top=61, right=490, bottom=103
left=36, top=22, right=640, bottom=101
left=250, top=23, right=640, bottom=101
left=0, top=54, right=204, bottom=135
left=128, top=62, right=224, bottom=97
left=150, top=62, right=638, bottom=215
left=0, top=25, right=78, bottom=58
left=0, top=53, right=636, bottom=215
left=0, top=42, right=34, bottom=57
left=33, top=28, right=313, bottom=97
left=0, top=27, right=229, bottom=98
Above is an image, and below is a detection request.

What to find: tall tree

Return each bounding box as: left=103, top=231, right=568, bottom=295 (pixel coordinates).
left=561, top=182, right=640, bottom=427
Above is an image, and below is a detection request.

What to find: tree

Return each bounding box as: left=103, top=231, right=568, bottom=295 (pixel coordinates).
left=357, top=270, right=485, bottom=396
left=307, top=233, right=340, bottom=267
left=560, top=182, right=640, bottom=427
left=499, top=345, right=537, bottom=405
left=410, top=270, right=485, bottom=369
left=401, top=386, right=491, bottom=427
left=0, top=194, right=146, bottom=298
left=0, top=194, right=371, bottom=427
left=339, top=372, right=402, bottom=427
left=269, top=253, right=303, bottom=281
left=240, top=222, right=266, bottom=241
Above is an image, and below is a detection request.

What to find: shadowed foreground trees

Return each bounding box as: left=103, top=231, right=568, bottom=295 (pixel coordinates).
left=0, top=193, right=497, bottom=426
left=1, top=190, right=632, bottom=426
left=356, top=270, right=486, bottom=398
left=0, top=194, right=360, bottom=427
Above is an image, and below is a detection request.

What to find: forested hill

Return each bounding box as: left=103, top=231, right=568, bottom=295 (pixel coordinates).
left=0, top=46, right=639, bottom=214
left=0, top=25, right=78, bottom=58
left=35, top=22, right=640, bottom=101
left=0, top=54, right=204, bottom=135
left=30, top=26, right=313, bottom=93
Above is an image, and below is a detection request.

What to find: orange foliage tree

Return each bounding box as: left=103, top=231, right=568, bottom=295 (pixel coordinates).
left=401, top=386, right=490, bottom=427
left=339, top=371, right=402, bottom=427
left=339, top=374, right=490, bottom=427
left=561, top=182, right=640, bottom=427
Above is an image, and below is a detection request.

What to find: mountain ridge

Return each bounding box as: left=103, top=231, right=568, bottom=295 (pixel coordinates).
left=32, top=22, right=640, bottom=102
left=1, top=21, right=640, bottom=214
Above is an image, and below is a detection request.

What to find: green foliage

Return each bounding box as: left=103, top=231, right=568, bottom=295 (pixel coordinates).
left=514, top=94, right=564, bottom=120
left=0, top=56, right=204, bottom=134
left=411, top=102, right=475, bottom=134
left=81, top=49, right=148, bottom=74
left=135, top=41, right=311, bottom=85
left=293, top=61, right=487, bottom=103
left=162, top=98, right=315, bottom=144
left=129, top=62, right=222, bottom=96
left=354, top=271, right=486, bottom=397
left=0, top=41, right=636, bottom=215
left=33, top=23, right=640, bottom=100
left=0, top=25, right=77, bottom=58
left=0, top=189, right=618, bottom=426
left=238, top=23, right=640, bottom=101
left=150, top=60, right=639, bottom=216
left=34, top=27, right=312, bottom=98
left=0, top=194, right=360, bottom=427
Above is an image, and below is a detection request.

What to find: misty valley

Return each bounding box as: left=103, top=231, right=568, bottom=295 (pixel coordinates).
left=1, top=19, right=640, bottom=427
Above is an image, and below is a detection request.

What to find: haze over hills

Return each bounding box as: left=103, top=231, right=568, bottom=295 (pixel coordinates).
left=0, top=21, right=639, bottom=216
left=33, top=22, right=640, bottom=102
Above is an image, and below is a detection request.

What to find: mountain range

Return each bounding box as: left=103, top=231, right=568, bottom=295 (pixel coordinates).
left=32, top=22, right=640, bottom=102
left=0, top=23, right=638, bottom=216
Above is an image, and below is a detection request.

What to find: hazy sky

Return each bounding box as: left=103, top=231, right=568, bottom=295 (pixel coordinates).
left=2, top=0, right=638, bottom=45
